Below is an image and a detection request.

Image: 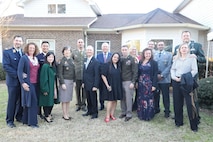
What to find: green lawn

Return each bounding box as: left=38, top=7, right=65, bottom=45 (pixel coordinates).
left=0, top=82, right=213, bottom=142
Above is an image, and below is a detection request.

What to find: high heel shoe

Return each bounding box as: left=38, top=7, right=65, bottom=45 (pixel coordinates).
left=104, top=117, right=110, bottom=123
left=110, top=114, right=116, bottom=120
left=44, top=117, right=52, bottom=123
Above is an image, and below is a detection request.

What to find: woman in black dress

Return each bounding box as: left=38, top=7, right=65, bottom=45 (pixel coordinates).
left=101, top=52, right=123, bottom=123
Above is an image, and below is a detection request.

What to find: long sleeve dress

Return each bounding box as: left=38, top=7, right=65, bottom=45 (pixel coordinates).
left=137, top=60, right=158, bottom=121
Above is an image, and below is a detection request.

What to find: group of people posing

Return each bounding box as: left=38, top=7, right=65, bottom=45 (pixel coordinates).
left=3, top=31, right=205, bottom=132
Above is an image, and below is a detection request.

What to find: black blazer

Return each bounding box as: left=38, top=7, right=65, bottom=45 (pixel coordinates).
left=83, top=56, right=100, bottom=91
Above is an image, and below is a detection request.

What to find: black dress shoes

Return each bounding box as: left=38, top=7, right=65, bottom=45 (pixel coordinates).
left=81, top=107, right=87, bottom=112
left=76, top=107, right=81, bottom=112
left=91, top=115, right=98, bottom=119
left=29, top=125, right=39, bottom=128
left=192, top=129, right=198, bottom=132
left=154, top=109, right=160, bottom=114
left=119, top=114, right=126, bottom=119
left=175, top=123, right=184, bottom=127
left=164, top=113, right=170, bottom=118
left=82, top=112, right=90, bottom=116
left=124, top=117, right=132, bottom=122
left=7, top=123, right=16, bottom=128
left=99, top=106, right=104, bottom=111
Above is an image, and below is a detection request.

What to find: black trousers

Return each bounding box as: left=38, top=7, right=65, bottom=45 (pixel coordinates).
left=154, top=89, right=160, bottom=112
left=157, top=83, right=170, bottom=114
left=43, top=106, right=53, bottom=117
left=98, top=80, right=105, bottom=108
left=172, top=80, right=198, bottom=131
left=85, top=89, right=98, bottom=116
left=75, top=80, right=86, bottom=108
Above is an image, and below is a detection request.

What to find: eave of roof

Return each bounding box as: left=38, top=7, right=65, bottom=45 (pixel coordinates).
left=90, top=8, right=206, bottom=30
left=3, top=14, right=97, bottom=28
left=173, top=0, right=192, bottom=13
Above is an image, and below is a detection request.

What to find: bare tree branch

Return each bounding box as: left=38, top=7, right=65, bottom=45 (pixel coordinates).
left=0, top=0, right=15, bottom=37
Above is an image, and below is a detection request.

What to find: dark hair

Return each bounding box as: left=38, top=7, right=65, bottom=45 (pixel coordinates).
left=44, top=52, right=56, bottom=68
left=13, top=35, right=23, bottom=40
left=108, top=52, right=121, bottom=73
left=140, top=48, right=153, bottom=62
left=24, top=42, right=39, bottom=56
left=62, top=46, right=71, bottom=55
left=41, top=41, right=49, bottom=45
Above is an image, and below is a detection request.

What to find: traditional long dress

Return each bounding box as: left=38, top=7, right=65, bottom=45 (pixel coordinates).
left=137, top=62, right=155, bottom=121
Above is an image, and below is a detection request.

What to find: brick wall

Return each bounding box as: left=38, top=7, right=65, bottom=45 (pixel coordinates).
left=87, top=33, right=122, bottom=53
left=2, top=30, right=84, bottom=60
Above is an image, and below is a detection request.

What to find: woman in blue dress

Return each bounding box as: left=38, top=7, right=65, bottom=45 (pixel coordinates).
left=137, top=48, right=158, bottom=121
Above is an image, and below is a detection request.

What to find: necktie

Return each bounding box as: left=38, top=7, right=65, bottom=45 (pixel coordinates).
left=19, top=50, right=22, bottom=56
left=104, top=53, right=107, bottom=63
left=159, top=52, right=161, bottom=58
left=86, top=59, right=89, bottom=69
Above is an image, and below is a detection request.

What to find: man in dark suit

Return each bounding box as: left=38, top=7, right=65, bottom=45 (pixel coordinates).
left=174, top=30, right=205, bottom=123
left=96, top=42, right=112, bottom=110
left=3, top=35, right=24, bottom=128
left=82, top=45, right=100, bottom=119
left=36, top=41, right=50, bottom=119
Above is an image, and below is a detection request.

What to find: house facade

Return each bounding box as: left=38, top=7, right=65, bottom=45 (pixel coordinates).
left=0, top=0, right=210, bottom=62
left=174, top=0, right=213, bottom=60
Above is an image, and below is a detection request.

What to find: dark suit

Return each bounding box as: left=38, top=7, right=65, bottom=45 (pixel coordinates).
left=83, top=57, right=100, bottom=117
left=96, top=52, right=112, bottom=109
left=3, top=47, right=23, bottom=125
left=174, top=41, right=206, bottom=63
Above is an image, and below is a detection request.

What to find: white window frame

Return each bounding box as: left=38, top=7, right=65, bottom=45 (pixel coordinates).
left=48, top=4, right=66, bottom=14
left=95, top=40, right=111, bottom=57
left=26, top=39, right=56, bottom=54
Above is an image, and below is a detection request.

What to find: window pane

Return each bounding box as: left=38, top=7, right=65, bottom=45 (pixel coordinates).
left=150, top=39, right=173, bottom=52
left=48, top=4, right=56, bottom=14
left=95, top=40, right=110, bottom=57
left=58, top=4, right=66, bottom=14
left=26, top=39, right=55, bottom=54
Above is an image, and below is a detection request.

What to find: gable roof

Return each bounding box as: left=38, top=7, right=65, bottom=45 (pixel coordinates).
left=3, top=8, right=208, bottom=31
left=90, top=8, right=204, bottom=29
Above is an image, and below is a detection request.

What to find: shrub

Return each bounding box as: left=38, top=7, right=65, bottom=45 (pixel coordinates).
left=0, top=63, right=6, bottom=80
left=197, top=77, right=213, bottom=109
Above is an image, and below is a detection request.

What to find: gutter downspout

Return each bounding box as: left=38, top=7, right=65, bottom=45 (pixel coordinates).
left=84, top=30, right=87, bottom=48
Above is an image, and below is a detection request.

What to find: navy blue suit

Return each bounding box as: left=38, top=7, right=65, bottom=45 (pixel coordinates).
left=83, top=57, right=100, bottom=117
left=3, top=47, right=23, bottom=125
left=96, top=52, right=112, bottom=109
